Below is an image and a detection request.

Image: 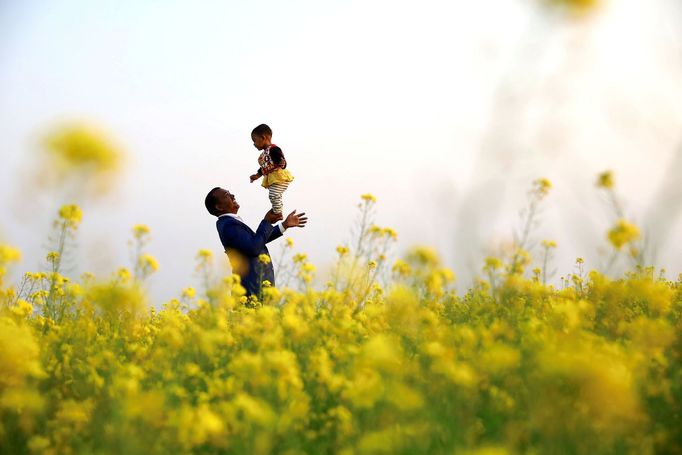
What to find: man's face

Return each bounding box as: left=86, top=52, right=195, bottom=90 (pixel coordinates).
left=215, top=188, right=239, bottom=214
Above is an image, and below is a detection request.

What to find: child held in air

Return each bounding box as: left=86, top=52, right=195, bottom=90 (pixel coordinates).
left=249, top=124, right=294, bottom=215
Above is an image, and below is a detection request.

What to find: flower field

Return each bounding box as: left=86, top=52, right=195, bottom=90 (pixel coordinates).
left=1, top=184, right=681, bottom=455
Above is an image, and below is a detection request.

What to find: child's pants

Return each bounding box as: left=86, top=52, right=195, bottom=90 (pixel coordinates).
left=268, top=182, right=289, bottom=214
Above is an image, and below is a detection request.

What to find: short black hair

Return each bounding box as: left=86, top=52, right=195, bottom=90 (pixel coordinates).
left=252, top=124, right=272, bottom=137
left=205, top=187, right=222, bottom=216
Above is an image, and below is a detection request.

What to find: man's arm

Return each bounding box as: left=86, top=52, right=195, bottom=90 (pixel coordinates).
left=267, top=224, right=284, bottom=243
left=265, top=210, right=308, bottom=244
left=220, top=220, right=274, bottom=256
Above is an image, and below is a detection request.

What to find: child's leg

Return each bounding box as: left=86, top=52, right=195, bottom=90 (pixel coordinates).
left=268, top=182, right=289, bottom=214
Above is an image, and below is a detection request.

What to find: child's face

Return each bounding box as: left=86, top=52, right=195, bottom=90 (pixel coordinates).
left=251, top=133, right=271, bottom=151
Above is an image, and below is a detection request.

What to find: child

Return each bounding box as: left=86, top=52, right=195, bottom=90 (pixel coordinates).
left=249, top=124, right=294, bottom=214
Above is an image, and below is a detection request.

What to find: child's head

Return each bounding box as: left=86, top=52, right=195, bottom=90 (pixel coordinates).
left=251, top=124, right=272, bottom=150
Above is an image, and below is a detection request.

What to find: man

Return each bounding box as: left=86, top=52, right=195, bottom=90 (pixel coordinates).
left=204, top=187, right=308, bottom=296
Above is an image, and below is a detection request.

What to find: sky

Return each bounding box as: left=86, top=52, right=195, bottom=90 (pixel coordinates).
left=1, top=0, right=681, bottom=303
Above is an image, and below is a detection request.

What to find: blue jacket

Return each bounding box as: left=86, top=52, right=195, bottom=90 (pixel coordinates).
left=216, top=215, right=283, bottom=296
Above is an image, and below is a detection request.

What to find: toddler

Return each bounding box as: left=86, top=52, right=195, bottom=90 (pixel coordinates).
left=249, top=124, right=294, bottom=214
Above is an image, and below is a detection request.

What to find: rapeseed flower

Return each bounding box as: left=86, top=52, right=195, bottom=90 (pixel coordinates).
left=597, top=170, right=614, bottom=189
left=196, top=248, right=213, bottom=260
left=0, top=184, right=679, bottom=454
left=43, top=124, right=121, bottom=172
left=534, top=178, right=552, bottom=195
left=133, top=224, right=151, bottom=239
left=138, top=254, right=159, bottom=273
left=406, top=246, right=440, bottom=267
left=58, top=204, right=83, bottom=228
left=391, top=259, right=411, bottom=277
left=360, top=193, right=377, bottom=203
left=0, top=245, right=22, bottom=264
left=607, top=219, right=640, bottom=250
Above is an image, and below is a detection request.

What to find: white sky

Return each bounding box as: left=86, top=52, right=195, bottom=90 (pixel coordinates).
left=1, top=0, right=681, bottom=302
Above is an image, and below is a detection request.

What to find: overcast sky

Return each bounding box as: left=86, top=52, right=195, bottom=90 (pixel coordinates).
left=1, top=0, right=681, bottom=302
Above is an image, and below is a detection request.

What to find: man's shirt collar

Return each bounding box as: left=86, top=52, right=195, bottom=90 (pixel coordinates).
left=219, top=213, right=243, bottom=222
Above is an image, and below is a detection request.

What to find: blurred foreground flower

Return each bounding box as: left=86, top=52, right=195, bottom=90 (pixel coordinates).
left=597, top=170, right=614, bottom=189
left=0, top=245, right=22, bottom=286
left=543, top=0, right=601, bottom=16
left=607, top=219, right=640, bottom=250
left=360, top=193, right=377, bottom=203
left=39, top=123, right=124, bottom=195
left=58, top=204, right=83, bottom=229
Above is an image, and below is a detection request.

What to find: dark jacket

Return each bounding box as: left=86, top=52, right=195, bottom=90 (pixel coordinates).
left=216, top=215, right=283, bottom=296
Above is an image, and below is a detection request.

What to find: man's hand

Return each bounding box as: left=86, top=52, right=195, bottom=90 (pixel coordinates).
left=264, top=210, right=283, bottom=224
left=283, top=210, right=308, bottom=229
left=250, top=174, right=261, bottom=183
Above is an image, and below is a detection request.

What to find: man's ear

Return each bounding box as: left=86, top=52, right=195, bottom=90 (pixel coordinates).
left=214, top=198, right=226, bottom=213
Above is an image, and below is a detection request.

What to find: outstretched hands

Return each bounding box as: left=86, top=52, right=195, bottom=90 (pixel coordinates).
left=283, top=210, right=308, bottom=229
left=264, top=209, right=308, bottom=228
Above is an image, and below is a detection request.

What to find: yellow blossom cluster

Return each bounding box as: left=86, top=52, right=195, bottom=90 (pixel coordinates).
left=607, top=219, right=641, bottom=250
left=0, top=195, right=680, bottom=454
left=43, top=124, right=121, bottom=173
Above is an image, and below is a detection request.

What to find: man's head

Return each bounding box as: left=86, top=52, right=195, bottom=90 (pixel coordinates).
left=205, top=187, right=239, bottom=217
left=251, top=123, right=272, bottom=151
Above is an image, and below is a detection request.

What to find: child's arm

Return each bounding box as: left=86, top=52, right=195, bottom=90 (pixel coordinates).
left=250, top=168, right=263, bottom=183
left=269, top=146, right=286, bottom=168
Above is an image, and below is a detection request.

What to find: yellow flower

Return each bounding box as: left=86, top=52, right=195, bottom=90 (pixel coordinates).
left=233, top=393, right=276, bottom=426
left=597, top=170, right=614, bottom=189
left=43, top=124, right=122, bottom=173
left=607, top=219, right=640, bottom=250
left=285, top=238, right=294, bottom=248
left=484, top=256, right=502, bottom=271
left=392, top=259, right=411, bottom=277
left=46, top=251, right=60, bottom=264
left=87, top=282, right=147, bottom=315
left=576, top=257, right=585, bottom=264
left=382, top=227, right=398, bottom=240
left=116, top=267, right=132, bottom=283
left=368, top=260, right=377, bottom=270
left=133, top=224, right=151, bottom=239
left=360, top=193, right=377, bottom=203
left=406, top=246, right=440, bottom=268
left=58, top=204, right=83, bottom=228
left=368, top=225, right=382, bottom=236
left=534, top=178, right=552, bottom=195
left=293, top=253, right=308, bottom=263
left=196, top=249, right=213, bottom=260
left=11, top=299, right=34, bottom=318
left=0, top=245, right=22, bottom=264
left=138, top=254, right=159, bottom=273
left=258, top=254, right=271, bottom=264
left=336, top=245, right=349, bottom=256
left=182, top=287, right=196, bottom=299
left=541, top=240, right=557, bottom=249
left=0, top=318, right=45, bottom=389
left=547, top=0, right=601, bottom=16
